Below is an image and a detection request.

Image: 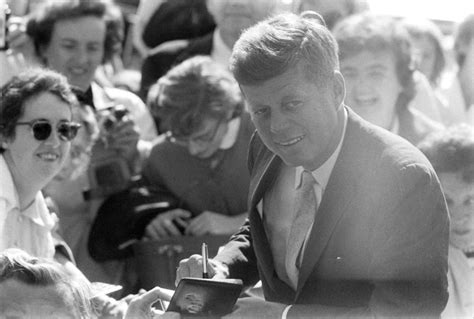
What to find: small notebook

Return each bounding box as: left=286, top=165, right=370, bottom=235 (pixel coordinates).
left=166, top=277, right=243, bottom=317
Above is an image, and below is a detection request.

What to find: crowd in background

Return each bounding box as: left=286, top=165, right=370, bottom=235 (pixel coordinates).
left=0, top=0, right=473, bottom=318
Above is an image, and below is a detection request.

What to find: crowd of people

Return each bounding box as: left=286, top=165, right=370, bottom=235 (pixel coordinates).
left=0, top=0, right=473, bottom=318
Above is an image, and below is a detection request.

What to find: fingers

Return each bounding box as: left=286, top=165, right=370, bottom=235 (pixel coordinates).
left=144, top=209, right=192, bottom=240
left=175, top=254, right=205, bottom=286
left=185, top=213, right=211, bottom=236
left=126, top=287, right=168, bottom=318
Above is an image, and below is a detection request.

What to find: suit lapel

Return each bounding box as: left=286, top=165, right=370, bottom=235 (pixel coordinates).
left=248, top=150, right=295, bottom=296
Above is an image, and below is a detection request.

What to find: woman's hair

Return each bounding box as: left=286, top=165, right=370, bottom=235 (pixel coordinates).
left=453, top=14, right=474, bottom=68
left=230, top=12, right=339, bottom=87
left=26, top=0, right=124, bottom=63
left=0, top=249, right=93, bottom=318
left=333, top=13, right=416, bottom=112
left=0, top=68, right=78, bottom=152
left=402, top=18, right=446, bottom=87
left=418, top=124, right=474, bottom=183
left=147, top=56, right=244, bottom=137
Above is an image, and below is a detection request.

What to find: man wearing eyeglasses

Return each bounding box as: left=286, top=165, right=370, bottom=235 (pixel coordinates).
left=141, top=56, right=254, bottom=240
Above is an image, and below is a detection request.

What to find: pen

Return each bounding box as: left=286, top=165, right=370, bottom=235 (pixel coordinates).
left=202, top=242, right=209, bottom=278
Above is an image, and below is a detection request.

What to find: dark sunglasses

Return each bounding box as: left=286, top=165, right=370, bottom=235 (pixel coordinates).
left=15, top=119, right=82, bottom=141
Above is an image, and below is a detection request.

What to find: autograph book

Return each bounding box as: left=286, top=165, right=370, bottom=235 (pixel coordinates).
left=166, top=277, right=243, bottom=317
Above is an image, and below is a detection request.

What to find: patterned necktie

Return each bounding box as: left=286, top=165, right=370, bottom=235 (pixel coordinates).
left=285, top=170, right=318, bottom=289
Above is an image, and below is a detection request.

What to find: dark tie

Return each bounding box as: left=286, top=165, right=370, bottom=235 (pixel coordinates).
left=285, top=170, right=318, bottom=288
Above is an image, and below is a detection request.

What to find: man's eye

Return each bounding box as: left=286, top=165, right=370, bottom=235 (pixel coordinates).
left=253, top=108, right=268, bottom=116
left=286, top=101, right=302, bottom=109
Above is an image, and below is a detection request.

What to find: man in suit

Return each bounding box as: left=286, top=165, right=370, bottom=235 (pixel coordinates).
left=176, top=12, right=449, bottom=317
left=139, top=0, right=279, bottom=102
left=333, top=13, right=444, bottom=146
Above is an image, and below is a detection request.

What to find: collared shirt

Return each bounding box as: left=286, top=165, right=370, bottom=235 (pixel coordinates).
left=0, top=156, right=56, bottom=259
left=219, top=117, right=241, bottom=150
left=260, top=108, right=348, bottom=291
left=210, top=29, right=233, bottom=69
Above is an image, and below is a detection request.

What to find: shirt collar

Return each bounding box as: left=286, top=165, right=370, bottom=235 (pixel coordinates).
left=295, top=107, right=348, bottom=191
left=219, top=117, right=241, bottom=150
left=211, top=29, right=232, bottom=69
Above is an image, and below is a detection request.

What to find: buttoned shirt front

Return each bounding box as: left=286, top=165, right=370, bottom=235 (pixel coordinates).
left=0, top=156, right=56, bottom=259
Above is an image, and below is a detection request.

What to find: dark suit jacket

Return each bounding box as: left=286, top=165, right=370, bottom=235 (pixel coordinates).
left=214, top=108, right=449, bottom=317
left=139, top=33, right=213, bottom=100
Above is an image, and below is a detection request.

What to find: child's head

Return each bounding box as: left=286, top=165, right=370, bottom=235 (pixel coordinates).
left=419, top=124, right=474, bottom=252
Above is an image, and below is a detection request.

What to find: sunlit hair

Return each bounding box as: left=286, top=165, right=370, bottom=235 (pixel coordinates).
left=0, top=68, right=78, bottom=152
left=453, top=14, right=474, bottom=68
left=26, top=0, right=123, bottom=63
left=0, top=249, right=94, bottom=318
left=147, top=56, right=244, bottom=137
left=333, top=13, right=416, bottom=112
left=418, top=124, right=474, bottom=184
left=230, top=12, right=339, bottom=87
left=402, top=18, right=446, bottom=87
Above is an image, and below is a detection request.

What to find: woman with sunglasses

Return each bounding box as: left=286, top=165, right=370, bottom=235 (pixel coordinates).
left=0, top=68, right=80, bottom=260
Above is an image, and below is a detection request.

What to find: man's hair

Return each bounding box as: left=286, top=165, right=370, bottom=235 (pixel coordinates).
left=453, top=14, right=474, bottom=68
left=229, top=12, right=339, bottom=87
left=418, top=124, right=474, bottom=184
left=0, top=249, right=93, bottom=318
left=26, top=0, right=123, bottom=63
left=148, top=55, right=244, bottom=137
left=0, top=68, right=78, bottom=151
left=333, top=13, right=416, bottom=111
left=402, top=18, right=446, bottom=87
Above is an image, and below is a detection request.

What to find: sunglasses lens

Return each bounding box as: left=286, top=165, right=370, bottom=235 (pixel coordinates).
left=32, top=122, right=52, bottom=141
left=58, top=123, right=80, bottom=141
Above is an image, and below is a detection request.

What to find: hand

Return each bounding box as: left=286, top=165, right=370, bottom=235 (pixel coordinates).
left=106, top=116, right=140, bottom=163
left=125, top=287, right=178, bottom=319
left=222, top=297, right=287, bottom=318
left=91, top=295, right=128, bottom=319
left=144, top=209, right=192, bottom=240
left=184, top=211, right=243, bottom=236
left=175, top=255, right=229, bottom=286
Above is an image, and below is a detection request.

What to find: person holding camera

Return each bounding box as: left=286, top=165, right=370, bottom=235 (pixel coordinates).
left=142, top=56, right=254, bottom=240
left=22, top=0, right=157, bottom=287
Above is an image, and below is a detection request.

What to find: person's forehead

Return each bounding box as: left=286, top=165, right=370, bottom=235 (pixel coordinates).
left=0, top=280, right=74, bottom=317
left=341, top=49, right=397, bottom=67
left=52, top=16, right=106, bottom=40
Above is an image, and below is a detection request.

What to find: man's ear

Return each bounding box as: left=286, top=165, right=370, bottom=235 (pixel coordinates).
left=333, top=70, right=346, bottom=108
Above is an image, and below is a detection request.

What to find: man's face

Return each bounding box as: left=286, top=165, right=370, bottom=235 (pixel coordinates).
left=438, top=171, right=474, bottom=252
left=242, top=62, right=345, bottom=171
left=458, top=39, right=474, bottom=107
left=340, top=50, right=403, bottom=130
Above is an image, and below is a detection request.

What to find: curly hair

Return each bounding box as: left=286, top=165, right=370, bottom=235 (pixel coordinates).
left=147, top=56, right=244, bottom=137
left=0, top=68, right=78, bottom=152
left=333, top=13, right=416, bottom=112
left=26, top=0, right=124, bottom=63
left=418, top=124, right=474, bottom=184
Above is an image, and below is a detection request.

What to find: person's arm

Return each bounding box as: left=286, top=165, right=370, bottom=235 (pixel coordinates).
left=184, top=211, right=248, bottom=236
left=133, top=0, right=164, bottom=57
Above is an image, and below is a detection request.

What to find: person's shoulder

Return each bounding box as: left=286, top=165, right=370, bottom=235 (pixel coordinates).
left=346, top=108, right=432, bottom=169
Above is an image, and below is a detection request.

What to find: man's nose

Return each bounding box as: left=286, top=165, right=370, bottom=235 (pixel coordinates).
left=270, top=110, right=288, bottom=133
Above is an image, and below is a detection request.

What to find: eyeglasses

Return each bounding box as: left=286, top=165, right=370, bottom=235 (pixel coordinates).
left=15, top=119, right=82, bottom=141
left=166, top=120, right=224, bottom=147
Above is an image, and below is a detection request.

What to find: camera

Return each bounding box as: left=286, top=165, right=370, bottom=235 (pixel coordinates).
left=83, top=104, right=135, bottom=200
